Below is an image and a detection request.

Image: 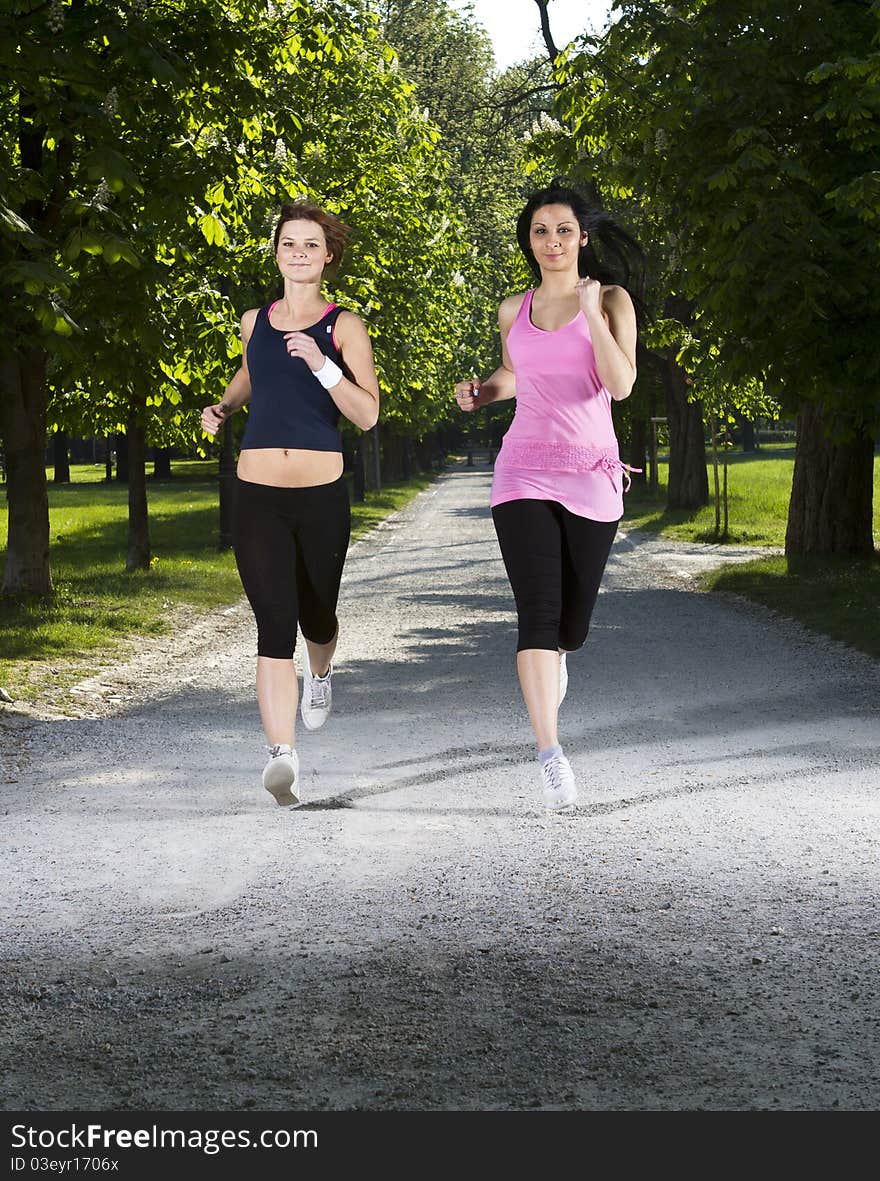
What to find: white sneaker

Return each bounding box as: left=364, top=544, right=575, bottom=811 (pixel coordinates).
left=301, top=661, right=333, bottom=730
left=541, top=753, right=578, bottom=812
left=558, top=652, right=568, bottom=707
left=262, top=744, right=300, bottom=806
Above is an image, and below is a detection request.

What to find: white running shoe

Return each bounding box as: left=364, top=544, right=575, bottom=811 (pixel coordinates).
left=541, top=753, right=578, bottom=812
left=262, top=744, right=300, bottom=806
left=558, top=651, right=568, bottom=707
left=301, top=661, right=332, bottom=730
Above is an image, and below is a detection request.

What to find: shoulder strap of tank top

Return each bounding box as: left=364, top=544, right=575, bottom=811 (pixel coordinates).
left=322, top=305, right=347, bottom=345
left=512, top=289, right=534, bottom=330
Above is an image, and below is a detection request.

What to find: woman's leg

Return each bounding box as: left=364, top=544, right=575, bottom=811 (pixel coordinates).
left=557, top=511, right=619, bottom=653
left=255, top=657, right=298, bottom=747
left=233, top=481, right=300, bottom=747
left=516, top=649, right=562, bottom=751
left=292, top=477, right=351, bottom=728
left=492, top=499, right=564, bottom=751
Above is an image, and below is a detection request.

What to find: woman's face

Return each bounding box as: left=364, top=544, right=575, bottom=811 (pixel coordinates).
left=529, top=203, right=588, bottom=272
left=275, top=219, right=332, bottom=281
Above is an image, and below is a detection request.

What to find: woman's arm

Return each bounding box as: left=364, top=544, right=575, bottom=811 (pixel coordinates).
left=577, top=281, right=637, bottom=401
left=201, top=309, right=256, bottom=435
left=329, top=312, right=380, bottom=430
left=283, top=312, right=380, bottom=432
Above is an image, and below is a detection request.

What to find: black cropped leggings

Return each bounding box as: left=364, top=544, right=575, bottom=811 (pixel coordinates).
left=233, top=476, right=351, bottom=659
left=491, top=498, right=618, bottom=653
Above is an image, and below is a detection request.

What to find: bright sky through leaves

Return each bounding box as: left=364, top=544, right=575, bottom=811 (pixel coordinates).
left=452, top=0, right=615, bottom=69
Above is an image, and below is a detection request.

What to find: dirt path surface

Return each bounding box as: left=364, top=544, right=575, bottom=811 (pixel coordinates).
left=2, top=462, right=878, bottom=1112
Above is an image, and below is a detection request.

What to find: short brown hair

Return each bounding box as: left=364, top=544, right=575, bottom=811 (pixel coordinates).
left=272, top=200, right=352, bottom=268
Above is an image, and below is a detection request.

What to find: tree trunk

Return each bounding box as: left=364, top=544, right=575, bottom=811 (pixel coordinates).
left=115, top=430, right=129, bottom=482
left=218, top=417, right=236, bottom=550
left=735, top=411, right=757, bottom=453
left=664, top=360, right=708, bottom=509
left=785, top=402, right=875, bottom=557
left=53, top=429, right=70, bottom=483
left=352, top=439, right=366, bottom=503
left=0, top=349, right=53, bottom=594
left=630, top=341, right=656, bottom=487
left=374, top=424, right=382, bottom=490
left=125, top=411, right=150, bottom=571
left=385, top=432, right=413, bottom=481
left=710, top=414, right=720, bottom=538
left=104, top=436, right=113, bottom=483
left=662, top=295, right=708, bottom=510
left=628, top=416, right=648, bottom=486
left=365, top=425, right=381, bottom=493
left=152, top=446, right=172, bottom=479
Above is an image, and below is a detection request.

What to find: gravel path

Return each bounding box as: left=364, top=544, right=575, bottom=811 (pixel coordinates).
left=2, top=461, right=878, bottom=1111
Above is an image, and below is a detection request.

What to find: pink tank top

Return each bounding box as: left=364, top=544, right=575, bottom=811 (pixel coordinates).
left=490, top=289, right=637, bottom=522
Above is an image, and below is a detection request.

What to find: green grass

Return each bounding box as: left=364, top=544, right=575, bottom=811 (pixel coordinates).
left=623, top=445, right=880, bottom=548
left=623, top=444, right=880, bottom=659
left=703, top=554, right=880, bottom=660
left=0, top=461, right=435, bottom=703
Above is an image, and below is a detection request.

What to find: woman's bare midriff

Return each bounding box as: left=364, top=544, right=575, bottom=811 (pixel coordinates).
left=237, top=448, right=344, bottom=488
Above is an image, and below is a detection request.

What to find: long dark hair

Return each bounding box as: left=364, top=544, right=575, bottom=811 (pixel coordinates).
left=516, top=180, right=647, bottom=323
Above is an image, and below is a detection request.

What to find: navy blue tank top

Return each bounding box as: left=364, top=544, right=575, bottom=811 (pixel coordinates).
left=241, top=302, right=349, bottom=452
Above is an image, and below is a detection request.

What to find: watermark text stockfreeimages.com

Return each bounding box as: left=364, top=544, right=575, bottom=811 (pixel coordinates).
left=10, top=1121, right=317, bottom=1157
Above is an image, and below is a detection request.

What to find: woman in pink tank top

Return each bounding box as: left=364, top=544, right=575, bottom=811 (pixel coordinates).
left=455, top=181, right=646, bottom=813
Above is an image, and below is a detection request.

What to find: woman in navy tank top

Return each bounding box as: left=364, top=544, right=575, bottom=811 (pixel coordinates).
left=454, top=182, right=646, bottom=814
left=201, top=200, right=380, bottom=807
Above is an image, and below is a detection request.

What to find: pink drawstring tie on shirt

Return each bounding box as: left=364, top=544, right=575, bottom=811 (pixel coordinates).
left=598, top=454, right=642, bottom=492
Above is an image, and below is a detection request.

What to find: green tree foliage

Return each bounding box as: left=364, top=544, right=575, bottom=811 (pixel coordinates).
left=378, top=1, right=548, bottom=404
left=554, top=0, right=880, bottom=553
left=0, top=0, right=469, bottom=588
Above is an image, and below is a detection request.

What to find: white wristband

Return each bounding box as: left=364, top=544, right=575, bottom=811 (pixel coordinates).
left=314, top=355, right=343, bottom=389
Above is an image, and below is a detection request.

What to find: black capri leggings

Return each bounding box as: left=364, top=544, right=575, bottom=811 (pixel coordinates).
left=491, top=498, right=618, bottom=653
left=233, top=476, right=351, bottom=659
